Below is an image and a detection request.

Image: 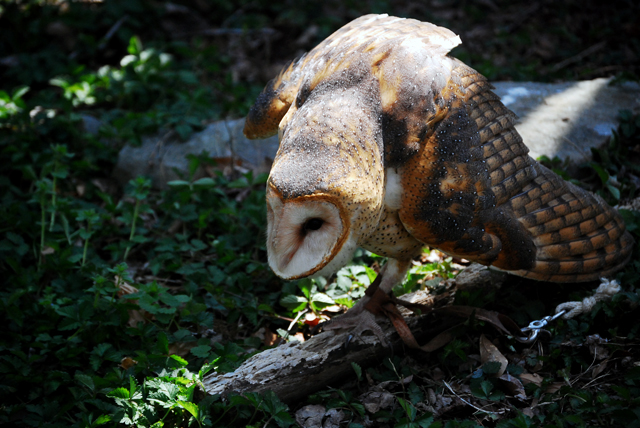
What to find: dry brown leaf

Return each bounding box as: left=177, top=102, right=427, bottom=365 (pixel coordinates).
left=295, top=404, right=326, bottom=428
left=169, top=342, right=197, bottom=357
left=358, top=391, right=395, bottom=413
left=436, top=306, right=522, bottom=337
left=420, top=249, right=447, bottom=264
left=427, top=388, right=437, bottom=405
left=321, top=305, right=343, bottom=313
left=76, top=182, right=86, bottom=197
left=304, top=312, right=320, bottom=327
left=119, top=357, right=138, bottom=370
left=479, top=334, right=508, bottom=376
left=126, top=308, right=149, bottom=327
left=498, top=373, right=526, bottom=401
left=586, top=334, right=610, bottom=360
left=421, top=323, right=465, bottom=352
left=545, top=382, right=564, bottom=394
left=41, top=246, right=55, bottom=255
left=252, top=327, right=277, bottom=346
left=431, top=367, right=445, bottom=382
left=592, top=359, right=609, bottom=378
left=322, top=408, right=347, bottom=428
left=116, top=279, right=138, bottom=296
left=520, top=372, right=544, bottom=387
left=458, top=353, right=481, bottom=372
left=116, top=277, right=153, bottom=327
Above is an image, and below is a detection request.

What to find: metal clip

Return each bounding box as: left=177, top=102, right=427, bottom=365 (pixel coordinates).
left=515, top=309, right=566, bottom=343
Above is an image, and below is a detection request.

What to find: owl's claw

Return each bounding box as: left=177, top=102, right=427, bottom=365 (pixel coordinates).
left=321, top=296, right=391, bottom=347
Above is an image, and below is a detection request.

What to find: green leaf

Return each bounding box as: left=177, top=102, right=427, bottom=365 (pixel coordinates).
left=177, top=400, right=199, bottom=419
left=279, top=294, right=308, bottom=312
left=128, top=36, right=143, bottom=55
left=310, top=292, right=335, bottom=310
left=157, top=332, right=169, bottom=354
left=12, top=86, right=30, bottom=100
left=169, top=354, right=189, bottom=367
left=351, top=362, right=362, bottom=381
left=480, top=380, right=494, bottom=397
left=190, top=345, right=212, bottom=358
left=93, top=414, right=112, bottom=426
left=619, top=210, right=639, bottom=232
left=606, top=183, right=620, bottom=200
left=408, top=382, right=424, bottom=404
left=298, top=278, right=313, bottom=299
left=261, top=390, right=291, bottom=422
left=68, top=253, right=84, bottom=263
left=189, top=239, right=207, bottom=251
left=590, top=162, right=609, bottom=185
left=199, top=360, right=219, bottom=378
left=79, top=229, right=93, bottom=240
left=159, top=292, right=181, bottom=307
left=129, top=376, right=140, bottom=399
left=350, top=402, right=365, bottom=418
left=482, top=361, right=503, bottom=375
left=397, top=396, right=417, bottom=421
left=416, top=414, right=435, bottom=428
left=107, top=387, right=130, bottom=399
left=192, top=177, right=216, bottom=188
left=334, top=297, right=354, bottom=308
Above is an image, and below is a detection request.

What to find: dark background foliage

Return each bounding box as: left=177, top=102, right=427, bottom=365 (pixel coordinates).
left=1, top=1, right=639, bottom=427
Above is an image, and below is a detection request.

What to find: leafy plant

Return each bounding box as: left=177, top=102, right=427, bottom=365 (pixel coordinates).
left=280, top=278, right=335, bottom=314
left=1, top=1, right=640, bottom=427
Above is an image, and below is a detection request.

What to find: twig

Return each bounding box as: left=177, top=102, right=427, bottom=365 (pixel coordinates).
left=562, top=137, right=591, bottom=164
left=98, top=15, right=129, bottom=50
left=550, top=42, right=607, bottom=73
left=581, top=372, right=612, bottom=390
left=442, top=381, right=498, bottom=415
left=569, top=347, right=599, bottom=386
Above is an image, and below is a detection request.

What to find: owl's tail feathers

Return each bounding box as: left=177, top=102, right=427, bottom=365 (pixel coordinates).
left=509, top=164, right=635, bottom=282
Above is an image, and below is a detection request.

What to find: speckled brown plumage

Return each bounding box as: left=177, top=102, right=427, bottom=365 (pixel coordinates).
left=245, top=14, right=634, bottom=285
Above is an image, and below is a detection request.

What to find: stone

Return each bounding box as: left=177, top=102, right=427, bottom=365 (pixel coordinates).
left=106, top=78, right=639, bottom=188
left=492, top=78, right=640, bottom=163
left=112, top=119, right=280, bottom=188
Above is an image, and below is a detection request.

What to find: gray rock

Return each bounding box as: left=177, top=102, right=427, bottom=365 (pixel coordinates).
left=109, top=78, right=640, bottom=188
left=492, top=78, right=640, bottom=163
left=112, top=119, right=279, bottom=188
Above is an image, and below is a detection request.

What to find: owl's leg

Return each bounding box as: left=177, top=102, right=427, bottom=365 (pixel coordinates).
left=322, top=258, right=412, bottom=346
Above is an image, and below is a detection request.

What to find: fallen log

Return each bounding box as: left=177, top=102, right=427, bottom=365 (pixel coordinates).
left=202, top=264, right=506, bottom=403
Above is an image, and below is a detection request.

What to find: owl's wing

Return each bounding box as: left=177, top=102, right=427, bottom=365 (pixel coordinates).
left=396, top=61, right=633, bottom=282
left=243, top=58, right=305, bottom=139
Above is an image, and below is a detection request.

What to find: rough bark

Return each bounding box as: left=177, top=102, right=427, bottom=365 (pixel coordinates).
left=202, top=264, right=506, bottom=403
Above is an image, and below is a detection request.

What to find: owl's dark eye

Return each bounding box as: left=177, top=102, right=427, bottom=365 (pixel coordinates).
left=303, top=218, right=324, bottom=232
left=295, top=83, right=311, bottom=108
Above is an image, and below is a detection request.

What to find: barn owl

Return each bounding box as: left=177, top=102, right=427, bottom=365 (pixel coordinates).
left=243, top=14, right=634, bottom=337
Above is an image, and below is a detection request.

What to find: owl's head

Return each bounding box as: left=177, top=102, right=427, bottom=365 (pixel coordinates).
left=263, top=80, right=386, bottom=280
left=265, top=186, right=360, bottom=280
left=256, top=56, right=386, bottom=280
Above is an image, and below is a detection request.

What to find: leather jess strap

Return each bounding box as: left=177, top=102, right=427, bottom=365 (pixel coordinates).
left=364, top=279, right=525, bottom=352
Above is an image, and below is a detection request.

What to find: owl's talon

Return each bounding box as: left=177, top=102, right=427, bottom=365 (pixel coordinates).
left=323, top=299, right=391, bottom=347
